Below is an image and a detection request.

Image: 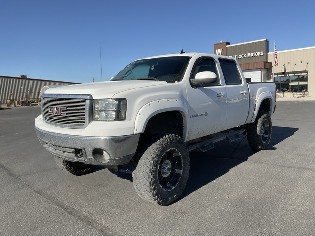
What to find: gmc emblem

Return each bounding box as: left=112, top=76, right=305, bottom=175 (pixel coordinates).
left=48, top=106, right=66, bottom=116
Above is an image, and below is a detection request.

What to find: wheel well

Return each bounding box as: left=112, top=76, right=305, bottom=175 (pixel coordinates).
left=131, top=111, right=184, bottom=167
left=258, top=99, right=271, bottom=115
left=144, top=111, right=184, bottom=138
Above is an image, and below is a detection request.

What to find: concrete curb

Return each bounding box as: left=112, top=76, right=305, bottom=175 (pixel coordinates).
left=276, top=97, right=315, bottom=102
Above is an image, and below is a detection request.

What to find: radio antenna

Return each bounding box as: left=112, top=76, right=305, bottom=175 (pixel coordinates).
left=100, top=46, right=103, bottom=80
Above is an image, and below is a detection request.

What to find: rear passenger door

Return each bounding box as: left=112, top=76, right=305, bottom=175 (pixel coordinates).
left=219, top=59, right=249, bottom=128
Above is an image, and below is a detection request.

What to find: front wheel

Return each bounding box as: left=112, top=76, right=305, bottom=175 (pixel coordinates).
left=247, top=113, right=272, bottom=151
left=132, top=134, right=190, bottom=206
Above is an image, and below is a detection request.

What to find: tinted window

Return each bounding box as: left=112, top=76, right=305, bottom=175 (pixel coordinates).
left=112, top=56, right=190, bottom=83
left=191, top=58, right=220, bottom=86
left=219, top=59, right=242, bottom=85
left=123, top=64, right=150, bottom=80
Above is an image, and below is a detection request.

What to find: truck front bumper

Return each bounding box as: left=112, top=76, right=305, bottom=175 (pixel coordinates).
left=35, top=127, right=140, bottom=166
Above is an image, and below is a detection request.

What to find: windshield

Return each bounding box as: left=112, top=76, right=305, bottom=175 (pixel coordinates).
left=111, top=56, right=190, bottom=83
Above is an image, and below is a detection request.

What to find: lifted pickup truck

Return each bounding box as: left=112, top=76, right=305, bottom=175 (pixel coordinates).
left=35, top=52, right=276, bottom=205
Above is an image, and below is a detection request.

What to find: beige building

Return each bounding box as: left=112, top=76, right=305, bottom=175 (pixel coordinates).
left=268, top=47, right=315, bottom=97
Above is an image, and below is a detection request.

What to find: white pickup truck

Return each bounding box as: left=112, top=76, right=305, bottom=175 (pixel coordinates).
left=35, top=52, right=276, bottom=205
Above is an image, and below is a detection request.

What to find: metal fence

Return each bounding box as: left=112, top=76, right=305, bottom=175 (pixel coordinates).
left=0, top=76, right=77, bottom=105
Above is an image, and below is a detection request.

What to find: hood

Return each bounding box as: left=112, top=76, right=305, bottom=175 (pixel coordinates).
left=44, top=80, right=168, bottom=98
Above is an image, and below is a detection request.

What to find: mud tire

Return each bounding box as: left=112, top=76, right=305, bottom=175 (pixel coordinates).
left=247, top=113, right=272, bottom=151
left=132, top=134, right=190, bottom=206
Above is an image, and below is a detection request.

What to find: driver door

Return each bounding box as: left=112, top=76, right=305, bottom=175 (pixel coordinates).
left=186, top=57, right=227, bottom=141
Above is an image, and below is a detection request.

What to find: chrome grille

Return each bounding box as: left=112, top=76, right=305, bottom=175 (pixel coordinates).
left=42, top=94, right=92, bottom=128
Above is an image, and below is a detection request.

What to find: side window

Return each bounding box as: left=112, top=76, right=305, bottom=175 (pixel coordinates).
left=219, top=59, right=242, bottom=85
left=192, top=58, right=220, bottom=86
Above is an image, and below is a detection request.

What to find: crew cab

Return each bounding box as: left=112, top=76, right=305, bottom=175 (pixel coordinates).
left=35, top=52, right=276, bottom=205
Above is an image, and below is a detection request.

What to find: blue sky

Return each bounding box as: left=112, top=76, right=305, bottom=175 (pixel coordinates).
left=1, top=0, right=314, bottom=83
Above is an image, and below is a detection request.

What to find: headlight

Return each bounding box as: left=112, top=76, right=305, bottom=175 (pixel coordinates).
left=93, top=98, right=127, bottom=121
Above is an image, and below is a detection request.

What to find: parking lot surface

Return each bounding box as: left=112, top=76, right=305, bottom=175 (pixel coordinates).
left=0, top=102, right=315, bottom=236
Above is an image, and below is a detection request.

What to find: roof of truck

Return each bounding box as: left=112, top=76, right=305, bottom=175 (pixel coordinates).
left=142, top=52, right=233, bottom=60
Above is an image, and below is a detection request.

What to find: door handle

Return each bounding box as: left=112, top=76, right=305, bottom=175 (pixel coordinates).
left=240, top=90, right=248, bottom=95
left=217, top=92, right=225, bottom=97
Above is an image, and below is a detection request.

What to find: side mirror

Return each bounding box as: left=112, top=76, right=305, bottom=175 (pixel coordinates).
left=190, top=71, right=217, bottom=87
left=246, top=78, right=251, bottom=83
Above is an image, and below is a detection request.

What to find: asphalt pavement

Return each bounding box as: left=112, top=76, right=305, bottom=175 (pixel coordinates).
left=0, top=102, right=315, bottom=236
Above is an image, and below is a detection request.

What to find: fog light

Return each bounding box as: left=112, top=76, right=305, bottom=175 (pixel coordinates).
left=103, top=150, right=110, bottom=161
left=92, top=148, right=111, bottom=163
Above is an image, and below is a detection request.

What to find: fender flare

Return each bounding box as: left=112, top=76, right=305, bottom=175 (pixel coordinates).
left=134, top=99, right=188, bottom=137
left=251, top=91, right=273, bottom=122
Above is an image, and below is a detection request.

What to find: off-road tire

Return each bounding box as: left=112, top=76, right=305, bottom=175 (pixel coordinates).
left=55, top=157, right=96, bottom=176
left=247, top=113, right=272, bottom=151
left=132, top=134, right=189, bottom=206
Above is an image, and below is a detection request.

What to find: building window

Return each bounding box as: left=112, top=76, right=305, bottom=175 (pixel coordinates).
left=274, top=72, right=308, bottom=92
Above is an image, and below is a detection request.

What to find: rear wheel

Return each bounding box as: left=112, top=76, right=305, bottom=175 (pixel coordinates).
left=132, top=134, right=189, bottom=206
left=247, top=113, right=272, bottom=151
